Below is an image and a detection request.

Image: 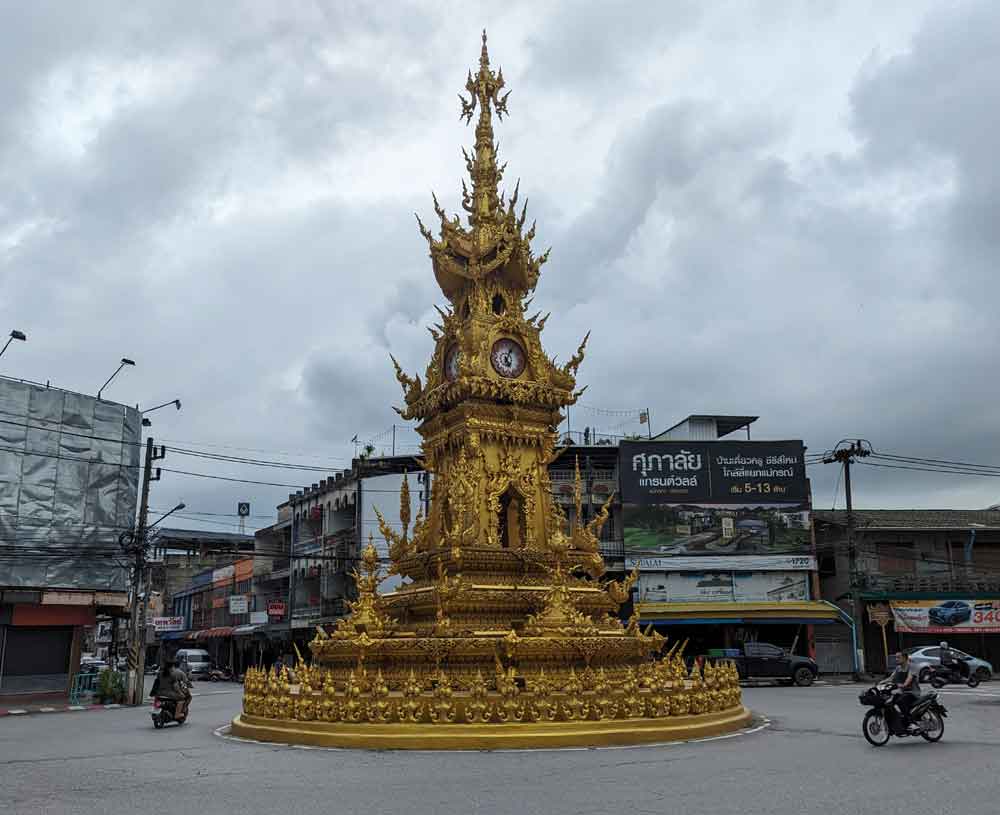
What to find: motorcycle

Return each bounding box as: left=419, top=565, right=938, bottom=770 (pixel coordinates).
left=151, top=696, right=189, bottom=729
left=859, top=682, right=948, bottom=746
left=928, top=661, right=979, bottom=689
left=207, top=666, right=234, bottom=682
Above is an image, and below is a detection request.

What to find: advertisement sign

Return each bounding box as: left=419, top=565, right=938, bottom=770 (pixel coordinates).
left=890, top=599, right=1000, bottom=634
left=626, top=554, right=817, bottom=572
left=229, top=596, right=248, bottom=615
left=620, top=440, right=811, bottom=559
left=620, top=440, right=808, bottom=505
left=638, top=571, right=810, bottom=603
left=250, top=611, right=268, bottom=625
left=152, top=616, right=185, bottom=632
left=267, top=600, right=286, bottom=619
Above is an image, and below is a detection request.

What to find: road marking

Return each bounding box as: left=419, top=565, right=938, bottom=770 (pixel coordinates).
left=213, top=717, right=772, bottom=754
left=7, top=710, right=28, bottom=715
left=38, top=707, right=57, bottom=712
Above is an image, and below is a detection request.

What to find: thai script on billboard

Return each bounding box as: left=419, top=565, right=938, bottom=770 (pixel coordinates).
left=890, top=599, right=1000, bottom=634
left=619, top=440, right=811, bottom=559
left=152, top=616, right=185, bottom=632
left=620, top=440, right=808, bottom=504
left=626, top=555, right=817, bottom=572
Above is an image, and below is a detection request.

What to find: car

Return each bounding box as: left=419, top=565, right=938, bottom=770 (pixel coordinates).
left=928, top=600, right=972, bottom=626
left=906, top=645, right=993, bottom=683
left=174, top=648, right=212, bottom=680
left=729, top=642, right=819, bottom=686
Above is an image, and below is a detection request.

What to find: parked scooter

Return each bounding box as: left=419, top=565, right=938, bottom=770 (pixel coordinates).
left=207, top=666, right=234, bottom=682
left=928, top=661, right=980, bottom=689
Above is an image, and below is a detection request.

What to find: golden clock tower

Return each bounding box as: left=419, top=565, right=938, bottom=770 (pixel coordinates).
left=233, top=33, right=749, bottom=749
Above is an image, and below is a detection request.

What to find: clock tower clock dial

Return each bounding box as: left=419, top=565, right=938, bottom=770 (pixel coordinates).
left=490, top=338, right=526, bottom=378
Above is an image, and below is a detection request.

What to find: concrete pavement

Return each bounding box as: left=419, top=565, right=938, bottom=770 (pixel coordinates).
left=3, top=682, right=999, bottom=815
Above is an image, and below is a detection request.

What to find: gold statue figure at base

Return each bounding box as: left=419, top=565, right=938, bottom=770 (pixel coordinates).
left=233, top=31, right=750, bottom=749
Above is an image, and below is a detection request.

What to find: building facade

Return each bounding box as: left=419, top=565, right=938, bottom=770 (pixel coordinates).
left=0, top=376, right=140, bottom=696
left=622, top=415, right=844, bottom=662
left=814, top=510, right=1000, bottom=674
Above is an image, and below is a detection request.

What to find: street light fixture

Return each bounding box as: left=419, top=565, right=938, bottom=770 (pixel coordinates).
left=97, top=357, right=135, bottom=400
left=0, top=329, right=27, bottom=359
left=141, top=399, right=182, bottom=427
left=149, top=501, right=186, bottom=529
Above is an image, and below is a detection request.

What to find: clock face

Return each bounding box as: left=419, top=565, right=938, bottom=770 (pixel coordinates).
left=444, top=344, right=461, bottom=381
left=490, top=338, right=526, bottom=378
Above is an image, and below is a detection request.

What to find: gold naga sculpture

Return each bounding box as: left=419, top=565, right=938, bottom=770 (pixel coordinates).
left=233, top=31, right=750, bottom=749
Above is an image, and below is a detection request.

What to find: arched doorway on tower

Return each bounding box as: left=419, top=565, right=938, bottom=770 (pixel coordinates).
left=497, top=486, right=526, bottom=549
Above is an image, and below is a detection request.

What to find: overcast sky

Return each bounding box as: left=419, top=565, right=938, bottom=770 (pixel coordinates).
left=3, top=1, right=999, bottom=529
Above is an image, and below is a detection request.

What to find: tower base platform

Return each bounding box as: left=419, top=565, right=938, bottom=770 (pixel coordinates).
left=230, top=706, right=754, bottom=750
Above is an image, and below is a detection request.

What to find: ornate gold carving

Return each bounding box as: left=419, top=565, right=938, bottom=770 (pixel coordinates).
left=237, top=33, right=747, bottom=749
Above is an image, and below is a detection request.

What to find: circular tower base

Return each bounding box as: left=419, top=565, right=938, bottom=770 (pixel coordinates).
left=230, top=706, right=754, bottom=750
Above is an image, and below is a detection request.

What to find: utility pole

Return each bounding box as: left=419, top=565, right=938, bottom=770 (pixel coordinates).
left=391, top=424, right=396, bottom=456
left=126, top=437, right=164, bottom=705
left=823, top=439, right=871, bottom=678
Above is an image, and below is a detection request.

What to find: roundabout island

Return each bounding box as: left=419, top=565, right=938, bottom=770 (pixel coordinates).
left=231, top=31, right=751, bottom=751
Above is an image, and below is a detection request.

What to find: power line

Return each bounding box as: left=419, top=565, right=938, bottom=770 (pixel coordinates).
left=861, top=460, right=1000, bottom=478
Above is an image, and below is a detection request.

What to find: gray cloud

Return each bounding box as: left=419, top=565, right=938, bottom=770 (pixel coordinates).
left=4, top=0, right=1000, bottom=532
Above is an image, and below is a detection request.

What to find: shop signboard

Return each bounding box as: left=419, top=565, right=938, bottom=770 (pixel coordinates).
left=619, top=440, right=811, bottom=559
left=152, top=616, right=185, bottom=632
left=626, top=554, right=817, bottom=572
left=250, top=611, right=268, bottom=625
left=638, top=570, right=810, bottom=603
left=229, top=595, right=248, bottom=615
left=890, top=599, right=1000, bottom=634
left=267, top=600, right=287, bottom=619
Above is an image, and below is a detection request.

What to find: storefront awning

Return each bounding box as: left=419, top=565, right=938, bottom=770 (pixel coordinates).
left=637, top=601, right=845, bottom=625
left=194, top=626, right=234, bottom=639
left=232, top=624, right=261, bottom=636
left=159, top=630, right=192, bottom=641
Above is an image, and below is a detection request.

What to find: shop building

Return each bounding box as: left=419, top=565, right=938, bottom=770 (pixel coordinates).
left=623, top=415, right=848, bottom=663
left=0, top=376, right=139, bottom=697
left=815, top=509, right=1000, bottom=674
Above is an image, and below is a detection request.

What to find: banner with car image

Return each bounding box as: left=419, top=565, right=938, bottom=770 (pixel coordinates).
left=890, top=599, right=1000, bottom=634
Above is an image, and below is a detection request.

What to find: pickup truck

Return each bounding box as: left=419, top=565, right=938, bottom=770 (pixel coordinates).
left=729, top=642, right=819, bottom=686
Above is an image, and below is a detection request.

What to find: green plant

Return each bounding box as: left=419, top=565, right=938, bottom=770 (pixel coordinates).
left=97, top=669, right=125, bottom=704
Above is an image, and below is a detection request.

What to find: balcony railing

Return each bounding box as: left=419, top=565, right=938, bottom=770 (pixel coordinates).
left=863, top=573, right=1000, bottom=594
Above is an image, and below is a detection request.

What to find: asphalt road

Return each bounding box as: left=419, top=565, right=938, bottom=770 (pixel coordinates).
left=3, top=682, right=1000, bottom=815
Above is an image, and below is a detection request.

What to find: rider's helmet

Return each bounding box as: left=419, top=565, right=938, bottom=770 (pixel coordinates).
left=940, top=641, right=948, bottom=649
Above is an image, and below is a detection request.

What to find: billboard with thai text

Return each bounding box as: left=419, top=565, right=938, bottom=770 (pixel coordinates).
left=619, top=440, right=811, bottom=558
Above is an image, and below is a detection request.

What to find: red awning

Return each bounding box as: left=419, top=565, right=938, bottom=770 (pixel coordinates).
left=194, top=627, right=234, bottom=639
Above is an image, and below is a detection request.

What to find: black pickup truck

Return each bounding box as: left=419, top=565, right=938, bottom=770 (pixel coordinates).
left=731, top=642, right=819, bottom=686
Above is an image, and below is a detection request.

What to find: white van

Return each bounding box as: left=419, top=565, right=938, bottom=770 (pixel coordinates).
left=174, top=649, right=211, bottom=679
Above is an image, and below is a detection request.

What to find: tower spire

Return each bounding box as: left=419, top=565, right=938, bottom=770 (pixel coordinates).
left=459, top=29, right=511, bottom=237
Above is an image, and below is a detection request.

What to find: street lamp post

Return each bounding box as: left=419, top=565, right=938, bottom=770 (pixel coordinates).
left=0, top=329, right=27, bottom=359
left=141, top=399, right=182, bottom=427
left=97, top=357, right=135, bottom=401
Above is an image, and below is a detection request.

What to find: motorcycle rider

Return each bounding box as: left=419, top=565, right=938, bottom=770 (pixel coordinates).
left=940, top=641, right=969, bottom=681
left=151, top=657, right=192, bottom=719
left=893, top=651, right=921, bottom=728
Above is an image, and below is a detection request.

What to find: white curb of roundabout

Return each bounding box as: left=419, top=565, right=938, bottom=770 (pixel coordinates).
left=213, top=715, right=772, bottom=754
